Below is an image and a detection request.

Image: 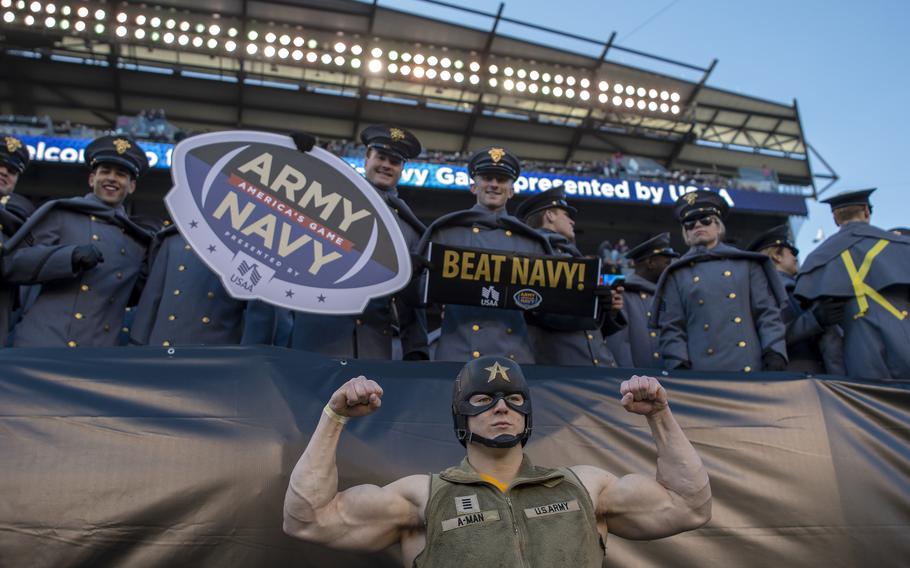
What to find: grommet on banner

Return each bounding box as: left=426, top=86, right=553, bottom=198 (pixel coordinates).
left=339, top=360, right=348, bottom=366
left=167, top=347, right=176, bottom=356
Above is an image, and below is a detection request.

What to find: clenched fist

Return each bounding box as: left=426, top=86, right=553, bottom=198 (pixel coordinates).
left=620, top=375, right=668, bottom=417
left=327, top=376, right=384, bottom=419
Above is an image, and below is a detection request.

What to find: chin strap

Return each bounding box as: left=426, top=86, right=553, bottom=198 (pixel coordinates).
left=457, top=429, right=526, bottom=449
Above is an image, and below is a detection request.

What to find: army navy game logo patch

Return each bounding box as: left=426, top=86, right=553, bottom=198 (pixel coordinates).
left=513, top=288, right=543, bottom=310
left=165, top=131, right=412, bottom=314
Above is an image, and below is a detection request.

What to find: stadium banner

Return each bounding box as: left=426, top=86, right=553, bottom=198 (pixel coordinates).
left=163, top=131, right=412, bottom=314
left=18, top=134, right=808, bottom=216
left=1, top=347, right=908, bottom=567
left=423, top=242, right=600, bottom=317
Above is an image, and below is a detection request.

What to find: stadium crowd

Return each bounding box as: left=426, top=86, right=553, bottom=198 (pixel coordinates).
left=0, top=124, right=907, bottom=380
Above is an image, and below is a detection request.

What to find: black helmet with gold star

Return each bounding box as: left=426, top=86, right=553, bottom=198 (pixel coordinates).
left=359, top=124, right=422, bottom=161
left=0, top=134, right=30, bottom=174
left=451, top=355, right=532, bottom=448
left=468, top=146, right=521, bottom=180
left=84, top=135, right=150, bottom=178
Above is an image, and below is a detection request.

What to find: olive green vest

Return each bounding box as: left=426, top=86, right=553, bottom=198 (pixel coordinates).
left=414, top=454, right=606, bottom=568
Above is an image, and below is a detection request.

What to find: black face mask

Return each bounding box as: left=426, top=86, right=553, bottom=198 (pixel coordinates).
left=451, top=357, right=533, bottom=449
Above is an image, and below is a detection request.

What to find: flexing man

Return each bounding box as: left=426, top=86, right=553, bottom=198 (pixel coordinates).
left=283, top=357, right=711, bottom=566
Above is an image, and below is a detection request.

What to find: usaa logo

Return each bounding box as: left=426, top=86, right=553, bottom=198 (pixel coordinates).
left=165, top=131, right=413, bottom=314
left=513, top=288, right=543, bottom=310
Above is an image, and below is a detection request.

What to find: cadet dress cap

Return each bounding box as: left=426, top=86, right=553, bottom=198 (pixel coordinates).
left=819, top=188, right=876, bottom=211
left=0, top=134, right=30, bottom=174
left=452, top=355, right=532, bottom=449
left=468, top=146, right=521, bottom=180
left=84, top=135, right=149, bottom=178
left=747, top=224, right=799, bottom=256
left=359, top=124, right=422, bottom=161
left=673, top=190, right=730, bottom=223
left=625, top=232, right=679, bottom=262
left=513, top=186, right=577, bottom=221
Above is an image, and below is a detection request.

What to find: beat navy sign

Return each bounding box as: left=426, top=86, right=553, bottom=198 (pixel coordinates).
left=165, top=131, right=412, bottom=314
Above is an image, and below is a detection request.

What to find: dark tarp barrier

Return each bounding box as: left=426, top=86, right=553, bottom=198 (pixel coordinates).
left=1, top=347, right=909, bottom=567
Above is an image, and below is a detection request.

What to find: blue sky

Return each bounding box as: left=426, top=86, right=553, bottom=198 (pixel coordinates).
left=373, top=0, right=910, bottom=256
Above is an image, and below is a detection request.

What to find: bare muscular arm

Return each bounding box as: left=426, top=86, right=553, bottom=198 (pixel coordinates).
left=283, top=376, right=427, bottom=551
left=573, top=375, right=711, bottom=540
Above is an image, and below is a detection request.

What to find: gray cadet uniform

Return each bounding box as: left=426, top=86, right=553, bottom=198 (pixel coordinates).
left=130, top=225, right=278, bottom=346
left=651, top=243, right=788, bottom=373
left=0, top=134, right=35, bottom=346
left=794, top=189, right=910, bottom=379
left=418, top=204, right=552, bottom=363
left=605, top=233, right=678, bottom=369
left=289, top=125, right=429, bottom=359
left=3, top=193, right=151, bottom=347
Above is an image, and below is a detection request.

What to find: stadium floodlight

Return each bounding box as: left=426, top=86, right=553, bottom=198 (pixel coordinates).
left=210, top=24, right=221, bottom=36
left=659, top=102, right=669, bottom=112
left=179, top=21, right=189, bottom=32
left=277, top=47, right=288, bottom=58
left=453, top=72, right=464, bottom=82
left=306, top=51, right=317, bottom=62
left=648, top=101, right=657, bottom=111
left=208, top=38, right=218, bottom=49
left=150, top=17, right=160, bottom=27
left=400, top=64, right=411, bottom=75
left=163, top=32, right=174, bottom=43
left=637, top=100, right=646, bottom=110
left=554, top=74, right=563, bottom=85
left=401, top=52, right=411, bottom=62
left=625, top=85, right=635, bottom=95
left=116, top=12, right=127, bottom=23
left=177, top=34, right=189, bottom=46
left=553, top=86, right=563, bottom=97
left=264, top=45, right=276, bottom=57
left=136, top=15, right=146, bottom=26
left=541, top=72, right=551, bottom=82
left=612, top=95, right=622, bottom=105
left=246, top=43, right=257, bottom=55
left=566, top=76, right=576, bottom=86
left=503, top=78, right=514, bottom=91
left=598, top=80, right=608, bottom=92
left=279, top=34, right=290, bottom=45
left=516, top=81, right=526, bottom=92
left=74, top=19, right=85, bottom=31
left=530, top=70, right=540, bottom=81
left=487, top=77, right=496, bottom=87
left=388, top=62, right=399, bottom=73
left=135, top=28, right=146, bottom=40
left=368, top=59, right=382, bottom=72
left=320, top=53, right=331, bottom=64
left=504, top=67, right=514, bottom=77
left=517, top=68, right=526, bottom=79
left=24, top=14, right=34, bottom=25
left=3, top=12, right=14, bottom=23
left=648, top=88, right=657, bottom=98
left=671, top=104, right=680, bottom=114
left=580, top=90, right=589, bottom=101
left=469, top=73, right=479, bottom=84
left=613, top=83, right=623, bottom=94
left=427, top=68, right=438, bottom=79
left=440, top=57, right=451, bottom=68
left=637, top=87, right=646, bottom=97
left=247, top=30, right=258, bottom=40
left=351, top=58, right=361, bottom=68
left=413, top=66, right=424, bottom=78
left=542, top=85, right=550, bottom=95
left=228, top=27, right=238, bottom=37
left=659, top=90, right=669, bottom=100
left=60, top=18, right=69, bottom=29
left=440, top=69, right=451, bottom=81
left=670, top=92, right=681, bottom=102
left=115, top=25, right=126, bottom=37
left=150, top=31, right=159, bottom=41
left=580, top=78, right=590, bottom=88
left=488, top=64, right=498, bottom=74
left=334, top=41, right=345, bottom=53
left=195, top=23, right=204, bottom=33
left=371, top=47, right=382, bottom=57
left=565, top=88, right=575, bottom=98
left=265, top=32, right=276, bottom=43
left=334, top=55, right=344, bottom=65
left=624, top=97, right=634, bottom=108
left=0, top=0, right=9, bottom=7
left=292, top=49, right=303, bottom=60
left=93, top=9, right=103, bottom=20
left=307, top=39, right=317, bottom=49
left=192, top=36, right=203, bottom=47
left=165, top=19, right=175, bottom=29
left=352, top=44, right=363, bottom=55
left=225, top=40, right=236, bottom=52
left=388, top=50, right=399, bottom=61
left=76, top=6, right=87, bottom=17
left=28, top=1, right=38, bottom=12
left=528, top=83, right=538, bottom=94
left=43, top=15, right=53, bottom=27
left=293, top=36, right=304, bottom=47
left=413, top=53, right=424, bottom=64
left=598, top=93, right=608, bottom=103
left=454, top=60, right=464, bottom=69
left=44, top=2, right=55, bottom=13
left=93, top=22, right=103, bottom=33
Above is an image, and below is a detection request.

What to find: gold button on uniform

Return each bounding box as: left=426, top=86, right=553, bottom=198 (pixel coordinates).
left=509, top=354, right=516, bottom=360
left=640, top=292, right=648, bottom=300
left=723, top=270, right=732, bottom=277
left=178, top=264, right=186, bottom=271
left=103, top=324, right=110, bottom=331
left=184, top=244, right=192, bottom=250
left=707, top=348, right=715, bottom=355
left=472, top=324, right=480, bottom=332
left=168, top=315, right=176, bottom=321
left=80, top=284, right=90, bottom=292
left=728, top=293, right=736, bottom=299
left=120, top=248, right=126, bottom=255
left=207, top=292, right=215, bottom=299
left=586, top=333, right=594, bottom=340
left=67, top=340, right=77, bottom=348
left=693, top=276, right=700, bottom=283
left=592, top=358, right=599, bottom=364
left=744, top=366, right=752, bottom=373
left=738, top=341, right=746, bottom=347
left=74, top=313, right=83, bottom=319
left=703, top=324, right=709, bottom=330
left=506, top=328, right=513, bottom=334
left=92, top=234, right=101, bottom=241
left=162, top=341, right=171, bottom=347
left=505, top=230, right=513, bottom=236
left=173, top=289, right=181, bottom=295
left=116, top=272, right=123, bottom=279
left=201, top=316, right=211, bottom=324
left=121, top=327, right=129, bottom=333
left=653, top=352, right=660, bottom=359
left=472, top=351, right=480, bottom=358
left=649, top=331, right=657, bottom=337
left=733, top=316, right=743, bottom=323
left=90, top=215, right=97, bottom=221
left=472, top=227, right=480, bottom=234
left=697, top=299, right=704, bottom=305
left=356, top=319, right=363, bottom=325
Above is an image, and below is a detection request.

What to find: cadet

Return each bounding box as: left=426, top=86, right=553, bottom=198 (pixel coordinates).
left=289, top=125, right=429, bottom=360
left=2, top=135, right=152, bottom=347
left=0, top=134, right=37, bottom=345
left=283, top=360, right=711, bottom=566
left=748, top=225, right=845, bottom=375
left=794, top=189, right=910, bottom=379
left=416, top=147, right=553, bottom=363
left=606, top=233, right=678, bottom=368
left=650, top=191, right=788, bottom=373
left=515, top=186, right=623, bottom=367
left=129, top=224, right=278, bottom=346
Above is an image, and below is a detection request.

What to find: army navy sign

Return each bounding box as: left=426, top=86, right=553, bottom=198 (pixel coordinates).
left=423, top=243, right=600, bottom=317
left=165, top=131, right=412, bottom=314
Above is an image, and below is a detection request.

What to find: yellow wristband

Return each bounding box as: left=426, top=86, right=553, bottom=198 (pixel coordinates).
left=323, top=403, right=350, bottom=425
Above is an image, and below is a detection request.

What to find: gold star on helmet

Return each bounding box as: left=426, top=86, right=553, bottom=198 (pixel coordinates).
left=113, top=138, right=132, bottom=155
left=389, top=128, right=406, bottom=141
left=484, top=361, right=511, bottom=383
left=488, top=147, right=505, bottom=163
left=684, top=192, right=698, bottom=205
left=5, top=136, right=22, bottom=153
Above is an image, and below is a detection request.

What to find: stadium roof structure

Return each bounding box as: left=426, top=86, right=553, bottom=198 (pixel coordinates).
left=0, top=0, right=837, bottom=195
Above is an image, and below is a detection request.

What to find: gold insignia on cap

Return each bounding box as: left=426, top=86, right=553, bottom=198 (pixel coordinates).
left=113, top=138, right=132, bottom=155
left=389, top=127, right=406, bottom=141
left=488, top=147, right=505, bottom=163
left=683, top=192, right=698, bottom=205
left=484, top=361, right=511, bottom=383
left=4, top=136, right=22, bottom=153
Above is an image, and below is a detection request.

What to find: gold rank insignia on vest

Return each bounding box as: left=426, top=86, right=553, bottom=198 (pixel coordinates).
left=113, top=138, right=132, bottom=155
left=389, top=127, right=406, bottom=141
left=441, top=509, right=501, bottom=532
left=5, top=136, right=21, bottom=153
left=523, top=499, right=581, bottom=519
left=455, top=494, right=479, bottom=515
left=485, top=361, right=511, bottom=382
left=488, top=147, right=505, bottom=163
